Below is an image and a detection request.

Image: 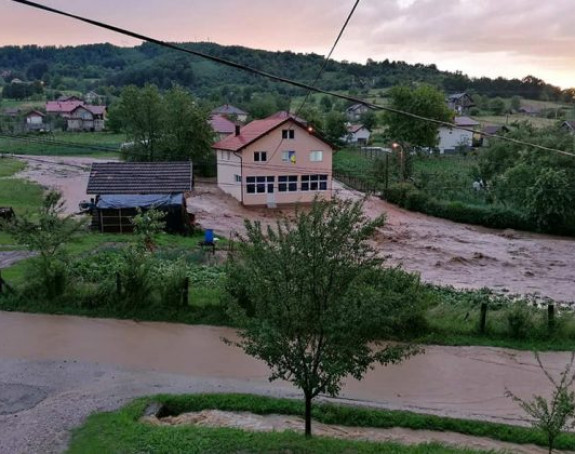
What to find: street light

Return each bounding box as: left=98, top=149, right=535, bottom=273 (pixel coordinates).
left=392, top=142, right=405, bottom=181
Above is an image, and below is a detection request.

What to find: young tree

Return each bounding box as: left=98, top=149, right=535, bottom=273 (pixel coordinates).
left=506, top=352, right=575, bottom=454
left=360, top=109, right=378, bottom=131
left=2, top=191, right=85, bottom=297
left=226, top=198, right=420, bottom=437
left=323, top=111, right=347, bottom=145
left=382, top=84, right=453, bottom=148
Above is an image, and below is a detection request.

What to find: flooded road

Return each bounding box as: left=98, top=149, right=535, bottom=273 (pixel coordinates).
left=1, top=311, right=573, bottom=453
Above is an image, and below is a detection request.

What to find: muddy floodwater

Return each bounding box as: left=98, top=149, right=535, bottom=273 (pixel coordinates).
left=0, top=311, right=572, bottom=425
left=12, top=155, right=575, bottom=301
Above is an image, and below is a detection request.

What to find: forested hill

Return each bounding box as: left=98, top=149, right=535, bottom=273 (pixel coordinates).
left=0, top=41, right=571, bottom=102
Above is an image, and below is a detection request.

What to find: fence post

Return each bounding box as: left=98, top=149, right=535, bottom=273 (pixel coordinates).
left=0, top=270, right=3, bottom=294
left=182, top=277, right=189, bottom=306
left=116, top=272, right=121, bottom=296
left=548, top=304, right=555, bottom=333
left=479, top=303, right=488, bottom=334
left=384, top=153, right=389, bottom=199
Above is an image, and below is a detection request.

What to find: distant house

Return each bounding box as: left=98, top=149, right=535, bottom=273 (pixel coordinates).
left=57, top=95, right=83, bottom=102
left=345, top=103, right=370, bottom=121
left=518, top=105, right=541, bottom=116
left=46, top=101, right=107, bottom=131
left=84, top=91, right=104, bottom=105
left=208, top=114, right=237, bottom=142
left=265, top=110, right=308, bottom=125
left=481, top=125, right=510, bottom=147
left=24, top=110, right=47, bottom=132
left=437, top=116, right=480, bottom=153
left=211, top=104, right=248, bottom=122
left=342, top=124, right=370, bottom=145
left=561, top=121, right=575, bottom=135
left=86, top=161, right=193, bottom=233
left=447, top=93, right=475, bottom=115
left=212, top=116, right=334, bottom=207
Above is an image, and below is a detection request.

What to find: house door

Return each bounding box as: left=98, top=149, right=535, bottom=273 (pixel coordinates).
left=266, top=191, right=276, bottom=209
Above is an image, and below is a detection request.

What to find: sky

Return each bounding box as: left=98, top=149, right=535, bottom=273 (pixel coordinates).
left=0, top=0, right=574, bottom=89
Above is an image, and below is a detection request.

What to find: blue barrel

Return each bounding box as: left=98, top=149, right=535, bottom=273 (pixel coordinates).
left=205, top=229, right=214, bottom=243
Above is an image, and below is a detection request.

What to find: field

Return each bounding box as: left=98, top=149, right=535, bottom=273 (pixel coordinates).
left=0, top=131, right=123, bottom=158
left=476, top=114, right=560, bottom=129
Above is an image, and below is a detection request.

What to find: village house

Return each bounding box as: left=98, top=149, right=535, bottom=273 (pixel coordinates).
left=561, top=121, right=575, bottom=135
left=46, top=100, right=107, bottom=131
left=342, top=123, right=370, bottom=145
left=437, top=116, right=480, bottom=153
left=211, top=104, right=248, bottom=122
left=447, top=93, right=475, bottom=115
left=345, top=103, right=370, bottom=121
left=208, top=114, right=237, bottom=142
left=0, top=108, right=48, bottom=133
left=481, top=124, right=510, bottom=147
left=212, top=114, right=334, bottom=207
left=84, top=91, right=104, bottom=105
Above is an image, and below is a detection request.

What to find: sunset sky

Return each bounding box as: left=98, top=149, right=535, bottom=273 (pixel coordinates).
left=1, top=0, right=573, bottom=89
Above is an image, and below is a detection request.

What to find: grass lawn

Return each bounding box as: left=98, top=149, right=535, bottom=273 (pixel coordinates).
left=475, top=114, right=560, bottom=129
left=67, top=393, right=575, bottom=453
left=0, top=176, right=44, bottom=215
left=0, top=132, right=123, bottom=158
left=0, top=157, right=26, bottom=177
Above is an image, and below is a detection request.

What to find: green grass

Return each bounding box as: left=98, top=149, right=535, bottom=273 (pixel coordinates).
left=67, top=393, right=575, bottom=453
left=0, top=177, right=44, bottom=215
left=0, top=132, right=123, bottom=158
left=66, top=394, right=495, bottom=454
left=476, top=115, right=559, bottom=129
left=0, top=157, right=26, bottom=177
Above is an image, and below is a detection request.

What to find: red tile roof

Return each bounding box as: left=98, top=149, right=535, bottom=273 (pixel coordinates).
left=211, top=104, right=247, bottom=116
left=209, top=114, right=236, bottom=134
left=46, top=100, right=84, bottom=114
left=266, top=110, right=307, bottom=124
left=212, top=117, right=288, bottom=151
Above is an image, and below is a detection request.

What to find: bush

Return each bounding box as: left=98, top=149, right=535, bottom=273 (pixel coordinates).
left=507, top=304, right=536, bottom=339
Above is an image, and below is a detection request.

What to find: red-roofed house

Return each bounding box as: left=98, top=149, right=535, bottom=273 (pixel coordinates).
left=209, top=114, right=237, bottom=142
left=212, top=117, right=334, bottom=207
left=45, top=101, right=107, bottom=131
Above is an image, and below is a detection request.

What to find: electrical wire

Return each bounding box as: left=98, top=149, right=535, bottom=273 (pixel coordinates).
left=10, top=0, right=575, bottom=159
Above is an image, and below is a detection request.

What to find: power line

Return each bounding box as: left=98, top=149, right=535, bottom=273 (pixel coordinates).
left=294, top=0, right=361, bottom=117
left=10, top=0, right=575, bottom=158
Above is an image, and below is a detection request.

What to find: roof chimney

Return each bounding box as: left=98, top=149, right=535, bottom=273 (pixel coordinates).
left=235, top=124, right=241, bottom=136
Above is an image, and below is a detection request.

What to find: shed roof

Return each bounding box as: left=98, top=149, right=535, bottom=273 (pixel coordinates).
left=209, top=114, right=237, bottom=134
left=87, top=162, right=193, bottom=195
left=453, top=116, right=480, bottom=127
left=211, top=104, right=247, bottom=116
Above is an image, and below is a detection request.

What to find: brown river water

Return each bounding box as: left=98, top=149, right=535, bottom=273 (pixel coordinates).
left=0, top=311, right=572, bottom=425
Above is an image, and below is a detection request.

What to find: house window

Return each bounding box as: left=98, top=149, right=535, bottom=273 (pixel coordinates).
left=281, top=151, right=296, bottom=162
left=254, top=151, right=267, bottom=162
left=282, top=129, right=295, bottom=139
left=278, top=175, right=298, bottom=192
left=226, top=151, right=231, bottom=161
left=246, top=176, right=275, bottom=194
left=234, top=175, right=241, bottom=183
left=302, top=174, right=328, bottom=191
left=310, top=151, right=323, bottom=162
left=246, top=176, right=256, bottom=194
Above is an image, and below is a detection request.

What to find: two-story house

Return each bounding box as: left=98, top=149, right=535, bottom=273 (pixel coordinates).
left=212, top=115, right=334, bottom=207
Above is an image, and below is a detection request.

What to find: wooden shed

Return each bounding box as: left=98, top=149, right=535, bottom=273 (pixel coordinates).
left=86, top=161, right=193, bottom=233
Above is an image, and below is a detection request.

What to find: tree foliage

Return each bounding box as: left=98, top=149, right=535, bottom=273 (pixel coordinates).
left=506, top=352, right=575, bottom=454
left=383, top=84, right=453, bottom=148
left=226, top=198, right=420, bottom=437
left=115, top=84, right=213, bottom=165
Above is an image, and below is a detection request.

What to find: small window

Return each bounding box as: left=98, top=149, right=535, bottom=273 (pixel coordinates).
left=234, top=175, right=241, bottom=183
left=319, top=174, right=328, bottom=191
left=278, top=175, right=287, bottom=192
left=226, top=151, right=231, bottom=161
left=282, top=129, right=295, bottom=139
left=254, top=151, right=267, bottom=162
left=310, top=151, right=323, bottom=162
left=256, top=176, right=266, bottom=193
left=288, top=175, right=298, bottom=192
left=282, top=151, right=296, bottom=162
left=267, top=176, right=275, bottom=193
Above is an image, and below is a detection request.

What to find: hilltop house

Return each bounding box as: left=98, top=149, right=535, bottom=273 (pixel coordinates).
left=212, top=114, right=334, bottom=207
left=211, top=104, right=248, bottom=122
left=447, top=93, right=475, bottom=114
left=0, top=108, right=48, bottom=133
left=437, top=116, right=480, bottom=153
left=342, top=124, right=370, bottom=145
left=345, top=103, right=370, bottom=121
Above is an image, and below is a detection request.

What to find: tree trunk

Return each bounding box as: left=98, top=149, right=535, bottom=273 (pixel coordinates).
left=304, top=392, right=312, bottom=438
